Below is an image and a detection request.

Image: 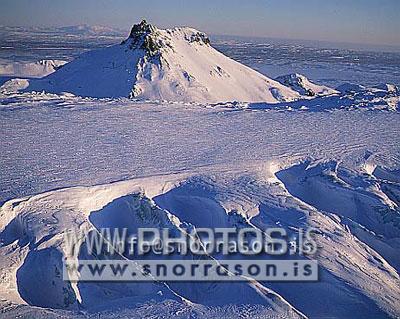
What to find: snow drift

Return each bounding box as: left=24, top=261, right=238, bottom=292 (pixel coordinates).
left=275, top=73, right=338, bottom=97
left=26, top=20, right=300, bottom=103
left=1, top=162, right=400, bottom=318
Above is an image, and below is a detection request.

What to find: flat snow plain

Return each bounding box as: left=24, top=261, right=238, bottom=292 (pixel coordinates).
left=1, top=93, right=399, bottom=204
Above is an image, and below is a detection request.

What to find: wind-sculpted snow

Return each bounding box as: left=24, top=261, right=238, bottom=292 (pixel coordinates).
left=0, top=89, right=399, bottom=318
left=1, top=162, right=400, bottom=318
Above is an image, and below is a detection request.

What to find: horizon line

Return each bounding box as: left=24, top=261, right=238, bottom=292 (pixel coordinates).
left=2, top=22, right=400, bottom=52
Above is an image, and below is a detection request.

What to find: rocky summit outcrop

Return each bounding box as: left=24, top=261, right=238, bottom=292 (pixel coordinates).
left=122, top=20, right=166, bottom=57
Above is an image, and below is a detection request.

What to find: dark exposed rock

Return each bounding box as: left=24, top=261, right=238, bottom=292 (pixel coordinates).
left=189, top=32, right=210, bottom=45
left=142, top=36, right=161, bottom=56
left=128, top=19, right=156, bottom=39
left=121, top=20, right=163, bottom=57
left=122, top=20, right=210, bottom=58
left=306, top=89, right=315, bottom=97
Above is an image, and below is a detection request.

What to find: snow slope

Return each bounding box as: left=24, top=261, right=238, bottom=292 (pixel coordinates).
left=26, top=20, right=300, bottom=103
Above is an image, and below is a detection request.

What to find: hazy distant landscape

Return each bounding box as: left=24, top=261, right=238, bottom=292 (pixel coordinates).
left=1, top=25, right=400, bottom=88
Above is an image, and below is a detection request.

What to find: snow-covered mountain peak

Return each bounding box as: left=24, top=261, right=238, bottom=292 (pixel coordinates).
left=25, top=20, right=300, bottom=103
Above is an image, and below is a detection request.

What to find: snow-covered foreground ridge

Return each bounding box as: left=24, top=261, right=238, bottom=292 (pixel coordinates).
left=25, top=20, right=301, bottom=103
left=0, top=87, right=399, bottom=317
left=0, top=159, right=400, bottom=318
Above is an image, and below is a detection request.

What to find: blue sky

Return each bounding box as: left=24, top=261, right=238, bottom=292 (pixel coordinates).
left=1, top=0, right=399, bottom=46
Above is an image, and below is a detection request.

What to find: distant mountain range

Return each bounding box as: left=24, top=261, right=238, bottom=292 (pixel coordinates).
left=0, top=24, right=126, bottom=37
